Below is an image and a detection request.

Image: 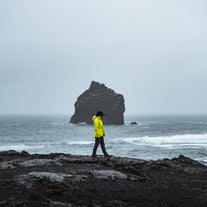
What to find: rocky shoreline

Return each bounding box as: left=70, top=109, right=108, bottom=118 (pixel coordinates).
left=0, top=151, right=207, bottom=207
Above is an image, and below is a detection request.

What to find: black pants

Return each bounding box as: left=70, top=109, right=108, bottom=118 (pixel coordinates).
left=92, top=136, right=108, bottom=156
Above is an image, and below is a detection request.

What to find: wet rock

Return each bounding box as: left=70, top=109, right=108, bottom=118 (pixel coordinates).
left=1, top=151, right=207, bottom=207
left=0, top=161, right=16, bottom=169
left=19, top=158, right=63, bottom=167
left=21, top=172, right=73, bottom=183
left=90, top=170, right=128, bottom=179
left=70, top=81, right=125, bottom=125
left=48, top=200, right=73, bottom=207
left=130, top=121, right=138, bottom=125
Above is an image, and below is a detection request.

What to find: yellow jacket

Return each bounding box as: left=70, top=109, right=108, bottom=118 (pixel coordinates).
left=92, top=115, right=105, bottom=138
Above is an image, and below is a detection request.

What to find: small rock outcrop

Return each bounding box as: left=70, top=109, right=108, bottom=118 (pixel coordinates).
left=70, top=81, right=125, bottom=124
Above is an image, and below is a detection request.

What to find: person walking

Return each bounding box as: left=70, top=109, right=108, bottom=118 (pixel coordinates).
left=92, top=111, right=110, bottom=158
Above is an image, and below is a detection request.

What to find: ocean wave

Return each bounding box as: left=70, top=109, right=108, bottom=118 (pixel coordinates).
left=62, top=141, right=93, bottom=145
left=0, top=144, right=45, bottom=152
left=111, top=134, right=207, bottom=149
left=50, top=122, right=68, bottom=126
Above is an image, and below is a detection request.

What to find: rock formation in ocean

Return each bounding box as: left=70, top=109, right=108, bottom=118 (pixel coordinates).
left=70, top=81, right=125, bottom=124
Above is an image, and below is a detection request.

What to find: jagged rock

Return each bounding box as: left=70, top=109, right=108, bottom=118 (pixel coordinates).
left=90, top=170, right=128, bottom=179
left=19, top=172, right=73, bottom=183
left=70, top=81, right=125, bottom=125
left=1, top=151, right=207, bottom=207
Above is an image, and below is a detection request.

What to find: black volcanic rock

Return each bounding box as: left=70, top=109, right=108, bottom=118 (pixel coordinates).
left=70, top=81, right=125, bottom=124
left=1, top=151, right=207, bottom=207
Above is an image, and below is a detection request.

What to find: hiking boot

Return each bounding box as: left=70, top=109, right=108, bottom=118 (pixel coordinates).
left=105, top=154, right=112, bottom=158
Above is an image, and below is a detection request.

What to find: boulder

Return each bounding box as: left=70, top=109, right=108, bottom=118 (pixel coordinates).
left=70, top=81, right=125, bottom=124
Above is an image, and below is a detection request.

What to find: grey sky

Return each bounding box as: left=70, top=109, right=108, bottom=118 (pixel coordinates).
left=1, top=0, right=207, bottom=115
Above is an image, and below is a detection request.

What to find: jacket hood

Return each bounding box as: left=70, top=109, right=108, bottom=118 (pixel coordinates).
left=92, top=115, right=102, bottom=121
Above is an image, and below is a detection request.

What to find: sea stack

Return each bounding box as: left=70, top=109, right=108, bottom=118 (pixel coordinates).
left=70, top=81, right=125, bottom=125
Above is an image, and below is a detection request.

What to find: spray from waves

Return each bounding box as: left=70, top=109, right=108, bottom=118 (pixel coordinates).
left=111, top=134, right=207, bottom=149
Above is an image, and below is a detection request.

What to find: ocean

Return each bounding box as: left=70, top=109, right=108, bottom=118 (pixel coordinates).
left=0, top=114, right=207, bottom=165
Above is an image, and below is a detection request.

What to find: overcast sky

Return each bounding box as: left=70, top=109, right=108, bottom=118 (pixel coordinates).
left=1, top=0, right=207, bottom=115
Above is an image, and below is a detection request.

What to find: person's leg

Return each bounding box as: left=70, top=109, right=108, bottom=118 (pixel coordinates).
left=100, top=137, right=108, bottom=156
left=92, top=138, right=100, bottom=157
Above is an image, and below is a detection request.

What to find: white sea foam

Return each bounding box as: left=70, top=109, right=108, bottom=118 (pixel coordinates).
left=0, top=144, right=44, bottom=152
left=63, top=141, right=93, bottom=145
left=112, top=134, right=207, bottom=149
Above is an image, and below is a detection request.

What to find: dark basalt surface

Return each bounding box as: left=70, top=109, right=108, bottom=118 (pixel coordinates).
left=1, top=150, right=207, bottom=207
left=70, top=81, right=125, bottom=125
